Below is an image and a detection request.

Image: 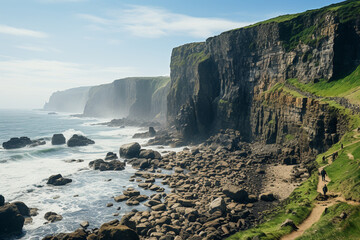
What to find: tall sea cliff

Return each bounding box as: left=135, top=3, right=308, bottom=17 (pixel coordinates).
left=167, top=1, right=360, bottom=156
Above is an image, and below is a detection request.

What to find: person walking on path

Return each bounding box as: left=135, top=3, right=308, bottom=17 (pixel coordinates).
left=321, top=169, right=327, bottom=181
left=323, top=184, right=328, bottom=196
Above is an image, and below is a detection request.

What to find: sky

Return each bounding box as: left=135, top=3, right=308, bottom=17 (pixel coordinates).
left=0, top=0, right=343, bottom=109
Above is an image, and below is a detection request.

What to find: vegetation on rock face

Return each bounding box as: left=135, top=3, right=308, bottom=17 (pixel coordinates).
left=241, top=0, right=360, bottom=52
left=287, top=65, right=360, bottom=105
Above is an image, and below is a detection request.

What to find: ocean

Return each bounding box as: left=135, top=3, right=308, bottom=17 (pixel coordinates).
left=0, top=109, right=175, bottom=239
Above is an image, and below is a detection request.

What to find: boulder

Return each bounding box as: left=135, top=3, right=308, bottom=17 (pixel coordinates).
left=139, top=149, right=161, bottom=159
left=209, top=197, right=226, bottom=214
left=51, top=134, right=66, bottom=145
left=222, top=185, right=248, bottom=203
left=0, top=203, right=25, bottom=234
left=0, top=195, right=4, bottom=206
left=44, top=212, right=63, bottom=223
left=42, top=229, right=87, bottom=240
left=119, top=142, right=141, bottom=159
left=98, top=223, right=139, bottom=240
left=89, top=159, right=125, bottom=171
left=259, top=192, right=276, bottom=202
left=67, top=134, right=95, bottom=147
left=12, top=202, right=30, bottom=216
left=47, top=174, right=72, bottom=186
left=2, top=137, right=32, bottom=149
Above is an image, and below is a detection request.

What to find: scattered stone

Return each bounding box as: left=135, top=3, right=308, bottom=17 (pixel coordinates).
left=209, top=197, right=226, bottom=214
left=107, top=203, right=113, bottom=207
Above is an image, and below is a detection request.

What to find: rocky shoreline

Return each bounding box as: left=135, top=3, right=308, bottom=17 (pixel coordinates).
left=36, top=129, right=311, bottom=240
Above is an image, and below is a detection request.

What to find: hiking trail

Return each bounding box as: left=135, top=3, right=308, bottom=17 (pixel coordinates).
left=281, top=136, right=360, bottom=240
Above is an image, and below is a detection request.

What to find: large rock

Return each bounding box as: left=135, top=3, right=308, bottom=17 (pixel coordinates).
left=51, top=134, right=66, bottom=145
left=0, top=203, right=25, bottom=234
left=119, top=142, right=141, bottom=159
left=42, top=229, right=87, bottom=240
left=98, top=222, right=139, bottom=240
left=2, top=137, right=32, bottom=149
left=89, top=159, right=125, bottom=171
left=139, top=149, right=161, bottom=159
left=47, top=174, right=72, bottom=186
left=0, top=195, right=4, bottom=206
left=67, top=134, right=95, bottom=147
left=222, top=185, right=248, bottom=203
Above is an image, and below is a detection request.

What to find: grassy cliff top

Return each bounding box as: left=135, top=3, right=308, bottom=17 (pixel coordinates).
left=245, top=0, right=360, bottom=29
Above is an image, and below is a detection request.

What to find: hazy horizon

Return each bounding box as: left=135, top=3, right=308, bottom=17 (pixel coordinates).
left=0, top=0, right=342, bottom=109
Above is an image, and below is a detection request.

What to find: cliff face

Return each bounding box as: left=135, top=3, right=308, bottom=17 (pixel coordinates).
left=167, top=1, right=360, bottom=154
left=83, top=77, right=170, bottom=121
left=43, top=86, right=90, bottom=113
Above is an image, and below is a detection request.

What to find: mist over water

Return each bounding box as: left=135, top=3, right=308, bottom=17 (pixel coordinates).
left=0, top=109, right=176, bottom=239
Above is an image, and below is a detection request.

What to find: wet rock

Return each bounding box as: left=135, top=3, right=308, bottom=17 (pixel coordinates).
left=67, top=134, right=95, bottom=147
left=105, top=152, right=118, bottom=160
left=139, top=149, right=161, bottom=159
left=114, top=195, right=129, bottom=202
left=12, top=202, right=30, bottom=216
left=89, top=159, right=125, bottom=171
left=107, top=203, right=113, bottom=207
left=44, top=212, right=63, bottom=223
left=42, top=228, right=87, bottom=240
left=222, top=185, right=248, bottom=203
left=80, top=221, right=89, bottom=229
left=2, top=137, right=36, bottom=149
left=120, top=142, right=141, bottom=159
left=0, top=195, right=4, bottom=206
left=98, top=222, right=139, bottom=240
left=0, top=203, right=25, bottom=234
left=51, top=134, right=66, bottom=145
left=132, top=127, right=157, bottom=138
left=47, top=174, right=72, bottom=186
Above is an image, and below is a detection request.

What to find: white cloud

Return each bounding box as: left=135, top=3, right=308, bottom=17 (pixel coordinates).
left=78, top=5, right=252, bottom=38
left=16, top=45, right=61, bottom=53
left=0, top=24, right=48, bottom=38
left=0, top=59, right=138, bottom=108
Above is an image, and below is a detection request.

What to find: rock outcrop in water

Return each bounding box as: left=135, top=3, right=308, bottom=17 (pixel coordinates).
left=0, top=197, right=31, bottom=236
left=2, top=137, right=46, bottom=149
left=43, top=86, right=90, bottom=113
left=67, top=134, right=95, bottom=147
left=167, top=2, right=360, bottom=157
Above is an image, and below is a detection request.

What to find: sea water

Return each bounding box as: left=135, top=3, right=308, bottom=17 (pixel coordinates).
left=0, top=109, right=176, bottom=239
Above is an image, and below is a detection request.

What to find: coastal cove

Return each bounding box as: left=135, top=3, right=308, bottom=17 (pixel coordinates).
left=0, top=109, right=179, bottom=239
